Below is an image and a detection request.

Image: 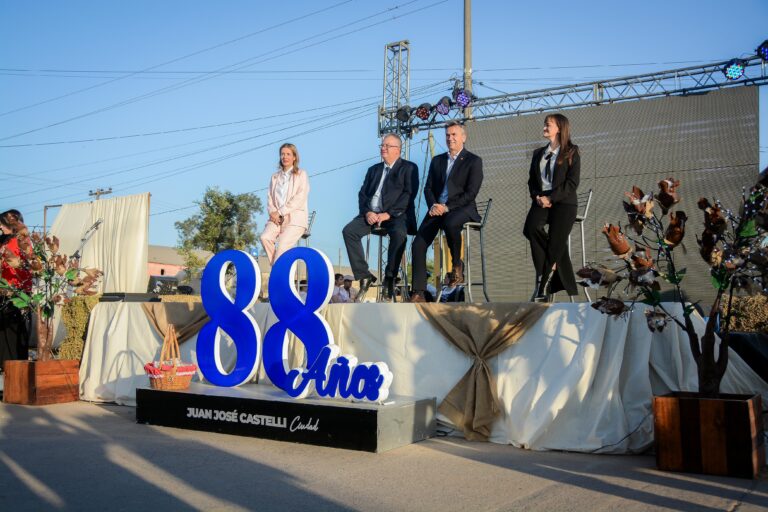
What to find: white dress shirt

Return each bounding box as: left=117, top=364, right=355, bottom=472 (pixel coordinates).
left=539, top=145, right=559, bottom=192
left=275, top=167, right=293, bottom=210
left=370, top=160, right=398, bottom=213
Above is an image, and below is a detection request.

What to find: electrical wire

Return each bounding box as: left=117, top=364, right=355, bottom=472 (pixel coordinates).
left=0, top=0, right=441, bottom=143
left=0, top=0, right=355, bottom=119
left=5, top=80, right=451, bottom=210
left=0, top=79, right=448, bottom=148
left=150, top=155, right=379, bottom=216
left=0, top=79, right=448, bottom=189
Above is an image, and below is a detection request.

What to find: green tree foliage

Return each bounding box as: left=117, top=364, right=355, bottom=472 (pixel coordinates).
left=175, top=187, right=263, bottom=277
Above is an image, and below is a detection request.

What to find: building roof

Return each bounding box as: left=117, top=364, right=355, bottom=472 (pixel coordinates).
left=148, top=245, right=213, bottom=266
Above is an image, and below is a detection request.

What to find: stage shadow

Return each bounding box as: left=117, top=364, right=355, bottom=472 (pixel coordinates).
left=420, top=436, right=767, bottom=511
left=0, top=401, right=354, bottom=511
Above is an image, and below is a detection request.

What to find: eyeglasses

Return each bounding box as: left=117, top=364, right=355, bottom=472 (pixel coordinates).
left=379, top=144, right=401, bottom=150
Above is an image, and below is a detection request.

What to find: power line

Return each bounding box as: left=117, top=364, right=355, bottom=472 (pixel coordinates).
left=0, top=0, right=354, bottom=119
left=0, top=79, right=448, bottom=149
left=14, top=81, right=447, bottom=213
left=0, top=0, right=436, bottom=143
left=150, top=156, right=379, bottom=217
left=0, top=67, right=375, bottom=74
left=0, top=59, right=722, bottom=76
left=11, top=105, right=379, bottom=210
left=0, top=94, right=382, bottom=148
left=0, top=102, right=375, bottom=201
left=0, top=80, right=449, bottom=183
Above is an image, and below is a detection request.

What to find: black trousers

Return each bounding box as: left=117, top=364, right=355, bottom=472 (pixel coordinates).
left=411, top=209, right=473, bottom=293
left=0, top=303, right=29, bottom=370
left=342, top=215, right=407, bottom=280
left=523, top=201, right=578, bottom=295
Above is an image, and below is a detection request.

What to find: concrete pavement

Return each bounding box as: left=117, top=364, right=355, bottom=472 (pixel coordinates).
left=0, top=401, right=766, bottom=511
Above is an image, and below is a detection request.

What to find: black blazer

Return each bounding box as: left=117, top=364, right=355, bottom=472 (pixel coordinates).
left=358, top=159, right=419, bottom=230
left=528, top=145, right=580, bottom=206
left=424, top=148, right=483, bottom=222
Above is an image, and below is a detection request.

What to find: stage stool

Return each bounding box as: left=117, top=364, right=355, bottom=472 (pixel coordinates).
left=566, top=189, right=593, bottom=303
left=300, top=210, right=317, bottom=247
left=293, top=211, right=316, bottom=291
left=364, top=226, right=409, bottom=302
left=435, top=199, right=492, bottom=303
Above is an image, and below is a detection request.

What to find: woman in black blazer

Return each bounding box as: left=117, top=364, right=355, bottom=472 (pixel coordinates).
left=523, top=113, right=580, bottom=301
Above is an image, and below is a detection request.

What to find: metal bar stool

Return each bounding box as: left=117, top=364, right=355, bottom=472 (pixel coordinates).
left=364, top=226, right=409, bottom=302
left=294, top=211, right=316, bottom=290
left=435, top=199, right=492, bottom=303
left=567, top=189, right=593, bottom=302
left=300, top=211, right=316, bottom=247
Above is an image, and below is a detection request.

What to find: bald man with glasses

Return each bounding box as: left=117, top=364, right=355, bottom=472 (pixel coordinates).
left=342, top=134, right=419, bottom=301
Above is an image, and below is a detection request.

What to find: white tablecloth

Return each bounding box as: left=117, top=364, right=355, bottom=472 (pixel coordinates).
left=79, top=302, right=767, bottom=453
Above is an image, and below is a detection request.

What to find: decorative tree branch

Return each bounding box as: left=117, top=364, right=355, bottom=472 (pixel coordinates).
left=581, top=177, right=768, bottom=397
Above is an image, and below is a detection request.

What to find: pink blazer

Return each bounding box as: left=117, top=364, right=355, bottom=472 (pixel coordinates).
left=267, top=168, right=309, bottom=229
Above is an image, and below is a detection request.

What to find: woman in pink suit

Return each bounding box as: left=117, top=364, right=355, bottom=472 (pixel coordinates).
left=260, top=143, right=310, bottom=265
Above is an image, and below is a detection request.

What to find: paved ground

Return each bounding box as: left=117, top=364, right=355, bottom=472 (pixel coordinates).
left=0, top=400, right=766, bottom=512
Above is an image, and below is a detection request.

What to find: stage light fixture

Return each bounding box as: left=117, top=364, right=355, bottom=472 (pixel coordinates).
left=396, top=105, right=412, bottom=123
left=452, top=86, right=472, bottom=109
left=435, top=96, right=452, bottom=116
left=722, top=59, right=746, bottom=80
left=757, top=40, right=768, bottom=61
left=414, top=103, right=432, bottom=120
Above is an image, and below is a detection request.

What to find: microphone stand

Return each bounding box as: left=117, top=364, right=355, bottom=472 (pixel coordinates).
left=71, top=218, right=103, bottom=261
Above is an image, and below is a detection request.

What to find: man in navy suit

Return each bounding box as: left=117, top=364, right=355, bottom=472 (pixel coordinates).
left=342, top=133, right=419, bottom=300
left=410, top=121, right=483, bottom=302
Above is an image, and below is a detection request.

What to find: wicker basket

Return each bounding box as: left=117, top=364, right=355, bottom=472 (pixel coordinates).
left=143, top=324, right=197, bottom=391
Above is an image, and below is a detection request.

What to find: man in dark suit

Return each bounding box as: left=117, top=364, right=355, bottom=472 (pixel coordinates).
left=410, top=121, right=483, bottom=302
left=342, top=133, right=419, bottom=300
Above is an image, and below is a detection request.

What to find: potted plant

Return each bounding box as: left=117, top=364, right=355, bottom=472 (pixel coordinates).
left=580, top=177, right=767, bottom=478
left=1, top=218, right=101, bottom=405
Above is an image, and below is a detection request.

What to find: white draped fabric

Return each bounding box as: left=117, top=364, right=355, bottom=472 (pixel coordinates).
left=79, top=302, right=767, bottom=453
left=50, top=193, right=150, bottom=293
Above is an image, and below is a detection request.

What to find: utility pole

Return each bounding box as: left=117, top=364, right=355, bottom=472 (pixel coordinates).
left=89, top=187, right=113, bottom=201
left=463, top=0, right=473, bottom=119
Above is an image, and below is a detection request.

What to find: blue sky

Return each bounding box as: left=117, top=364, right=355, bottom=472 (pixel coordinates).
left=1, top=0, right=766, bottom=268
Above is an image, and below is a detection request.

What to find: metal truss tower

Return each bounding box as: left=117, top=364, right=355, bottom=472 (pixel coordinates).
left=380, top=55, right=767, bottom=133
left=379, top=41, right=411, bottom=141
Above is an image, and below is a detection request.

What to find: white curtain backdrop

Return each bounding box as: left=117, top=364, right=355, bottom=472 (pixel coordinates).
left=50, top=193, right=150, bottom=293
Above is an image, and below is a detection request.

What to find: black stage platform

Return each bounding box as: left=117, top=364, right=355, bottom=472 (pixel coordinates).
left=136, top=382, right=436, bottom=452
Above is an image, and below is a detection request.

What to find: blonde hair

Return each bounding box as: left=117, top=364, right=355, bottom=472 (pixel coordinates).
left=278, top=143, right=300, bottom=175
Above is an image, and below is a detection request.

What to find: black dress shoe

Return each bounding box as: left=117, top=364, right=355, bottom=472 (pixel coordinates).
left=450, top=260, right=465, bottom=285
left=381, top=277, right=394, bottom=301
left=357, top=273, right=377, bottom=301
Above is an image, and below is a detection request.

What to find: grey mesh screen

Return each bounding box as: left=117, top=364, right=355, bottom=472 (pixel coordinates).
left=462, top=86, right=759, bottom=303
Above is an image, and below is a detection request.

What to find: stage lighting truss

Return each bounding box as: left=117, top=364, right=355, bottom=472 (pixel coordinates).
left=414, top=103, right=432, bottom=121
left=722, top=59, right=746, bottom=80
left=757, top=40, right=768, bottom=61
left=379, top=52, right=768, bottom=136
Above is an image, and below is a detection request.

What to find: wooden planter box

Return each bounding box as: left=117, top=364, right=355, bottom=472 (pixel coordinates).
left=3, top=360, right=80, bottom=405
left=653, top=392, right=765, bottom=479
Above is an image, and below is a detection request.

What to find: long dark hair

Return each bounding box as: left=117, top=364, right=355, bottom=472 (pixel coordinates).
left=0, top=209, right=23, bottom=247
left=545, top=113, right=578, bottom=166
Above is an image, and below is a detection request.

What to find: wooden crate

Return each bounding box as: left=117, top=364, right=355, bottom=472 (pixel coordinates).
left=3, top=360, right=80, bottom=405
left=653, top=392, right=765, bottom=479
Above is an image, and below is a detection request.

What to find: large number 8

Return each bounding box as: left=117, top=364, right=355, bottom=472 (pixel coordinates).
left=262, top=247, right=335, bottom=398
left=197, top=250, right=262, bottom=387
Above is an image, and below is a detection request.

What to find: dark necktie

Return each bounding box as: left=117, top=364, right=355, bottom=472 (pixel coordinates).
left=544, top=153, right=553, bottom=181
